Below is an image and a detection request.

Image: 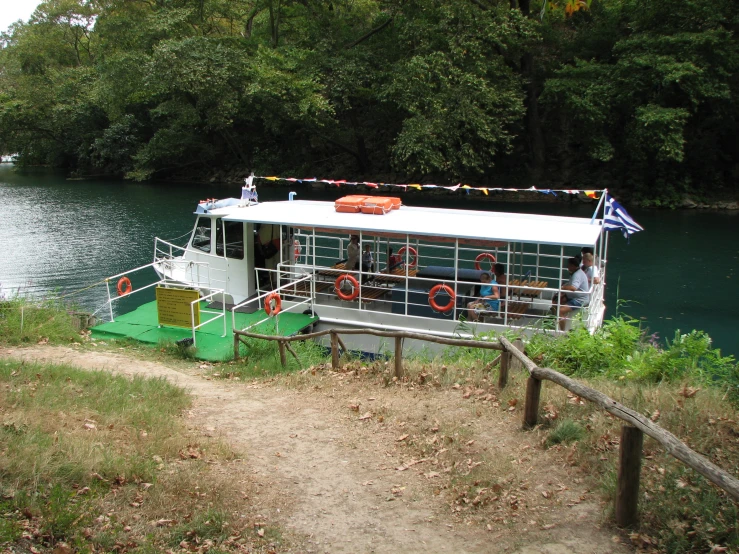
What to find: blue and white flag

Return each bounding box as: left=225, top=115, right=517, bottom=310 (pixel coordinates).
left=603, top=194, right=643, bottom=239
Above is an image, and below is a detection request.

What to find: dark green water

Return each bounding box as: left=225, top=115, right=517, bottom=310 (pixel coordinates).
left=1, top=165, right=737, bottom=357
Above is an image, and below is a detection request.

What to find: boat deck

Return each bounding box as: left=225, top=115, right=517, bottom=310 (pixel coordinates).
left=91, top=300, right=318, bottom=362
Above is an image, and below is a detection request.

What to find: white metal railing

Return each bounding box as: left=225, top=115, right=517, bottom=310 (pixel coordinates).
left=95, top=261, right=226, bottom=346
left=231, top=270, right=314, bottom=333
left=188, top=289, right=227, bottom=346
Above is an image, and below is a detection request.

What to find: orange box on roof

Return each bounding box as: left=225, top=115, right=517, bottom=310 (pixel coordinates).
left=360, top=197, right=401, bottom=215
left=335, top=195, right=368, bottom=213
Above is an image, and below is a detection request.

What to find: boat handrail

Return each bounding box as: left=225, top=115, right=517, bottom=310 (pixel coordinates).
left=231, top=270, right=313, bottom=332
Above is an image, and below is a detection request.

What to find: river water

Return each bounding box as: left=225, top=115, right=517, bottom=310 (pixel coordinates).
left=1, top=165, right=737, bottom=357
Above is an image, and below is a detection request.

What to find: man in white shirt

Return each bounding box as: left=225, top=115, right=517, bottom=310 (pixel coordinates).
left=581, top=252, right=600, bottom=288
left=553, top=257, right=590, bottom=331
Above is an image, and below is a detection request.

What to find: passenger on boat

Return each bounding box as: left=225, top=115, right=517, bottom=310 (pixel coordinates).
left=581, top=252, right=600, bottom=287
left=493, top=263, right=507, bottom=295
left=346, top=235, right=360, bottom=271
left=467, top=272, right=500, bottom=322
left=258, top=224, right=280, bottom=288
left=386, top=247, right=402, bottom=270
left=553, top=257, right=589, bottom=331
left=361, top=244, right=375, bottom=283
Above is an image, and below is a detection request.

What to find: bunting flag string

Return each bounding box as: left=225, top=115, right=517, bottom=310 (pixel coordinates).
left=254, top=175, right=603, bottom=199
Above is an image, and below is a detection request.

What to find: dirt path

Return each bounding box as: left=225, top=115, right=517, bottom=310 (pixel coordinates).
left=3, top=346, right=634, bottom=554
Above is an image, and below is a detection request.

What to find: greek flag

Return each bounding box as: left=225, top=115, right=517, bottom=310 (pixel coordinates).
left=603, top=194, right=643, bottom=239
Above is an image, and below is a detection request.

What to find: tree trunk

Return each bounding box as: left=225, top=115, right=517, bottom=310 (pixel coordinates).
left=517, top=0, right=546, bottom=179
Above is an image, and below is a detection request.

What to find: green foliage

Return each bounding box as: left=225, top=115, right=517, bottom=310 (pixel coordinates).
left=0, top=0, right=736, bottom=198
left=528, top=316, right=739, bottom=402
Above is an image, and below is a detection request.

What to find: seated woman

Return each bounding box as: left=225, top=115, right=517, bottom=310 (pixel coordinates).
left=467, top=271, right=500, bottom=322
left=386, top=247, right=402, bottom=270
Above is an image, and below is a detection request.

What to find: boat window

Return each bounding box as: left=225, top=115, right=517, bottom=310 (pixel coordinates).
left=191, top=217, right=212, bottom=253
left=215, top=219, right=244, bottom=259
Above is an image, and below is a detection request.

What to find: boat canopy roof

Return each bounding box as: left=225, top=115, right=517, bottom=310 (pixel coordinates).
left=213, top=200, right=602, bottom=247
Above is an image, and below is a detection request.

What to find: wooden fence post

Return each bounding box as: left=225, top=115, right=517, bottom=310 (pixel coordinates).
left=616, top=425, right=644, bottom=528
left=498, top=350, right=510, bottom=389
left=278, top=340, right=287, bottom=368
left=523, top=376, right=542, bottom=429
left=511, top=339, right=524, bottom=371
left=233, top=334, right=240, bottom=361
left=394, top=336, right=404, bottom=379
left=331, top=331, right=339, bottom=369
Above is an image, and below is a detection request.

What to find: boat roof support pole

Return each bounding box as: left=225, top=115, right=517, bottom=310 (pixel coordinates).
left=453, top=238, right=459, bottom=321
left=311, top=227, right=317, bottom=317
left=591, top=189, right=607, bottom=224
left=556, top=244, right=564, bottom=329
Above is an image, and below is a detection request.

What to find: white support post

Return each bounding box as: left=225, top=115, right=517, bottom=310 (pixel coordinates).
left=453, top=239, right=459, bottom=321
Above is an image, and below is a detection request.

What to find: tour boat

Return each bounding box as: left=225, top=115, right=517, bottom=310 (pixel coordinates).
left=93, top=179, right=612, bottom=359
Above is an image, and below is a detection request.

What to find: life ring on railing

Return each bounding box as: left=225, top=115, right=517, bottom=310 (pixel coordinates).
left=265, top=292, right=282, bottom=316
left=429, top=283, right=455, bottom=313
left=398, top=246, right=418, bottom=267
left=474, top=252, right=497, bottom=271
left=335, top=274, right=360, bottom=301
left=117, top=277, right=133, bottom=297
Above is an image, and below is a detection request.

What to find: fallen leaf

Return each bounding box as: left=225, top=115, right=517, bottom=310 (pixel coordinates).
left=396, top=434, right=409, bottom=442
left=257, top=528, right=265, bottom=537
left=508, top=398, right=518, bottom=407
left=359, top=412, right=373, bottom=420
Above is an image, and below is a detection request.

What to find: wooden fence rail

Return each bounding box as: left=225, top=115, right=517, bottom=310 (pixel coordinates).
left=498, top=336, right=739, bottom=507
left=233, top=326, right=739, bottom=524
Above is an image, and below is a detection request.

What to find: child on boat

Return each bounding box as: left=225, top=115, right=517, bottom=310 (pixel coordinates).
left=467, top=271, right=500, bottom=322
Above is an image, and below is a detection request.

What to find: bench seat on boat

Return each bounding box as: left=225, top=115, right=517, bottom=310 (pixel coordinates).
left=370, top=265, right=418, bottom=286
left=284, top=280, right=332, bottom=298
left=479, top=301, right=531, bottom=322
left=509, top=279, right=548, bottom=298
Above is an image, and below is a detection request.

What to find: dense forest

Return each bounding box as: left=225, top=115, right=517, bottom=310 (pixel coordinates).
left=0, top=0, right=737, bottom=205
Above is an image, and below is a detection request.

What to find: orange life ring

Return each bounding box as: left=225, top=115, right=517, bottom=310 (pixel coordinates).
left=265, top=292, right=282, bottom=316
left=429, top=283, right=455, bottom=313
left=117, top=277, right=132, bottom=296
left=335, top=274, right=360, bottom=301
left=398, top=246, right=418, bottom=267
left=474, top=252, right=497, bottom=271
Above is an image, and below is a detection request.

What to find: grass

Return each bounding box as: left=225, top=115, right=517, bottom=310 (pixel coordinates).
left=544, top=419, right=585, bottom=447
left=0, top=295, right=82, bottom=345
left=4, top=295, right=739, bottom=552
left=0, top=358, right=288, bottom=553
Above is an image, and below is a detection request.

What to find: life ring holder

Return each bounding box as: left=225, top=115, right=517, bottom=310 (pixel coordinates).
left=335, top=274, right=360, bottom=301
left=265, top=292, right=282, bottom=316
left=429, top=283, right=455, bottom=313
left=474, top=252, right=497, bottom=271
left=117, top=277, right=133, bottom=297
left=398, top=246, right=418, bottom=268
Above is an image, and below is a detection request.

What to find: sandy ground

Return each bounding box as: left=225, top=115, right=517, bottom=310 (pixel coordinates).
left=2, top=345, right=635, bottom=554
